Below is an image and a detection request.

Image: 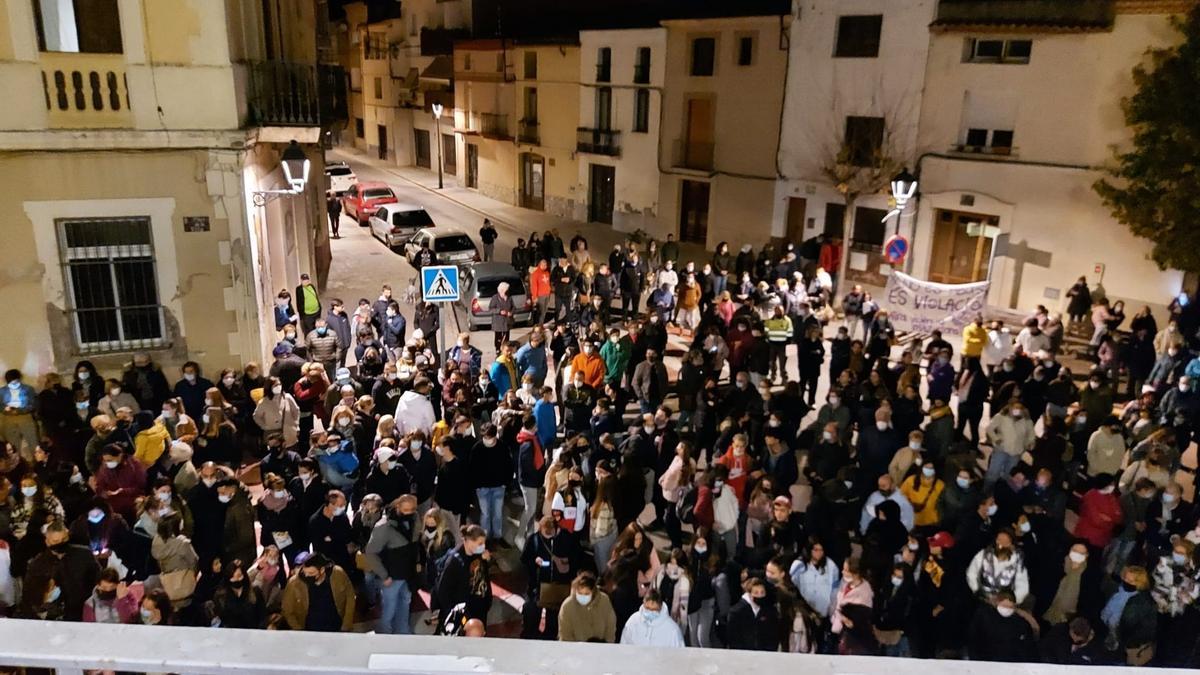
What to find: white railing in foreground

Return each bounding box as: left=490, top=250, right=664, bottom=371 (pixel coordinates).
left=0, top=619, right=1192, bottom=675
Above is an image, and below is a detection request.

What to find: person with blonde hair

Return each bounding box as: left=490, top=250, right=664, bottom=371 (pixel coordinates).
left=1102, top=565, right=1157, bottom=665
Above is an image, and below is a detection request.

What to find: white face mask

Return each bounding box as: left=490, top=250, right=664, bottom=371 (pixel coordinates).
left=1019, top=521, right=1031, bottom=533
left=875, top=421, right=889, bottom=431
left=217, top=494, right=232, bottom=504
left=922, top=466, right=936, bottom=478
left=909, top=441, right=921, bottom=450
left=996, top=606, right=1015, bottom=618
left=410, top=440, right=423, bottom=451
left=822, top=431, right=834, bottom=442
left=272, top=490, right=287, bottom=499
left=1069, top=551, right=1087, bottom=564
left=986, top=504, right=998, bottom=516
left=104, top=460, right=119, bottom=469
left=20, top=486, right=37, bottom=498
left=110, top=387, right=122, bottom=396
left=957, top=476, right=970, bottom=489
left=272, top=385, right=283, bottom=395
left=222, top=377, right=235, bottom=387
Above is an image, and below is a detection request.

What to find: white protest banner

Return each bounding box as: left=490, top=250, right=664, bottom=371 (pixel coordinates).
left=882, top=271, right=989, bottom=337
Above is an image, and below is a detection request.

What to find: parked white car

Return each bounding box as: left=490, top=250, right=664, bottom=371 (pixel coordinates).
left=403, top=228, right=479, bottom=267
left=369, top=203, right=436, bottom=249
left=324, top=162, right=356, bottom=195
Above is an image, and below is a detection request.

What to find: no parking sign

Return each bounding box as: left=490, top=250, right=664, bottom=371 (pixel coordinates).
left=883, top=235, right=909, bottom=264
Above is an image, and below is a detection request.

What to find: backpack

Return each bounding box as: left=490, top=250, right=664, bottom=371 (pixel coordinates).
left=676, top=484, right=698, bottom=525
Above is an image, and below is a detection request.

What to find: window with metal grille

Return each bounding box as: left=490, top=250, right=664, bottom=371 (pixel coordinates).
left=57, top=216, right=165, bottom=352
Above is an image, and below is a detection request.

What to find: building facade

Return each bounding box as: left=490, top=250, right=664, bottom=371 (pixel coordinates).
left=657, top=11, right=791, bottom=249
left=909, top=0, right=1187, bottom=315
left=774, top=0, right=935, bottom=283
left=575, top=27, right=667, bottom=234
left=0, top=0, right=334, bottom=378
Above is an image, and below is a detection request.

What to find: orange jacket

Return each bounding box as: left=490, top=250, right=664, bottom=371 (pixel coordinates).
left=569, top=353, right=606, bottom=389
left=530, top=267, right=552, bottom=299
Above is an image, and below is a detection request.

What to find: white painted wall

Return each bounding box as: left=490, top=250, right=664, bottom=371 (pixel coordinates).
left=911, top=11, right=1186, bottom=320
left=577, top=27, right=666, bottom=232
left=772, top=0, right=935, bottom=243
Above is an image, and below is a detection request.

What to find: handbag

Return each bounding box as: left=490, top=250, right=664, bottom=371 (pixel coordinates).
left=538, top=582, right=570, bottom=609
left=160, top=568, right=197, bottom=602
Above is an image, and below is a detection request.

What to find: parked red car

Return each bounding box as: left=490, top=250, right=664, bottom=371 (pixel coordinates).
left=341, top=181, right=398, bottom=225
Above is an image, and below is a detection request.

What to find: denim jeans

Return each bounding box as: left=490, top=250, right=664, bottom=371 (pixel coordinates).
left=477, top=486, right=506, bottom=540
left=376, top=575, right=412, bottom=634
left=986, top=449, right=1020, bottom=488
left=519, top=486, right=540, bottom=549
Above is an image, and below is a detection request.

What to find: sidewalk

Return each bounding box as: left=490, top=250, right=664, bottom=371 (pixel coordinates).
left=328, top=146, right=712, bottom=263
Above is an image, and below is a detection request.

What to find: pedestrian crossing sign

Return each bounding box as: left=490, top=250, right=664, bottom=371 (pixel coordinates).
left=421, top=265, right=460, bottom=302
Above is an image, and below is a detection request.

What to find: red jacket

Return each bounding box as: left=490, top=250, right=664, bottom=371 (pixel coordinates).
left=94, top=458, right=147, bottom=523
left=1073, top=488, right=1123, bottom=548
left=530, top=267, right=552, bottom=299
left=694, top=485, right=714, bottom=531
left=819, top=241, right=842, bottom=273
left=714, top=448, right=753, bottom=506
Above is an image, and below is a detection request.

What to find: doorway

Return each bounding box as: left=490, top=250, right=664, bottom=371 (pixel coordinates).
left=377, top=125, right=388, bottom=160
left=785, top=197, right=807, bottom=243
left=442, top=134, right=456, bottom=175
left=683, top=97, right=714, bottom=169
left=414, top=129, right=430, bottom=168
left=520, top=153, right=545, bottom=211
left=466, top=144, right=478, bottom=189
left=679, top=179, right=710, bottom=244
left=928, top=208, right=1000, bottom=284
left=588, top=164, right=615, bottom=224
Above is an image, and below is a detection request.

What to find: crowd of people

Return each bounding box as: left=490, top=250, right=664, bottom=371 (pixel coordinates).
left=2, top=226, right=1200, bottom=667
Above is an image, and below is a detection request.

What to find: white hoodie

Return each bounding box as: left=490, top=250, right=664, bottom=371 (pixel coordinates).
left=394, top=389, right=435, bottom=436
left=619, top=605, right=684, bottom=647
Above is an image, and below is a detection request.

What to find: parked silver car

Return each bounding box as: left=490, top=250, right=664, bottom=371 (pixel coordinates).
left=459, top=262, right=532, bottom=330
left=369, top=203, right=435, bottom=249
left=404, top=228, right=480, bottom=266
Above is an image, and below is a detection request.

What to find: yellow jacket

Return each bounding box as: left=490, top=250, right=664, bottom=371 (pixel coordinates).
left=133, top=422, right=171, bottom=467
left=961, top=322, right=988, bottom=358
left=900, top=474, right=944, bottom=528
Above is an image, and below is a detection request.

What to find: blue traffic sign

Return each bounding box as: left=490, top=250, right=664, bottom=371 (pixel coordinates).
left=421, top=265, right=460, bottom=302
left=883, top=235, right=909, bottom=264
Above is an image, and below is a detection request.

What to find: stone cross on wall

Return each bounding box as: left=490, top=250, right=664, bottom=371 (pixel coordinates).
left=993, top=234, right=1053, bottom=309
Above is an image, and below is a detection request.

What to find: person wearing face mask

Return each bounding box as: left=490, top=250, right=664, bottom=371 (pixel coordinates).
left=82, top=566, right=139, bottom=624
left=363, top=494, right=421, bottom=634
left=393, top=377, right=435, bottom=437
left=431, top=524, right=493, bottom=628
left=966, top=530, right=1029, bottom=605
left=91, top=444, right=146, bottom=524
left=117, top=352, right=169, bottom=414
left=630, top=347, right=668, bottom=416
left=1151, top=540, right=1200, bottom=664
left=252, top=473, right=302, bottom=563
left=364, top=446, right=415, bottom=510
left=253, top=376, right=301, bottom=450
left=618, top=588, right=684, bottom=647
left=72, top=360, right=105, bottom=413
left=557, top=571, right=617, bottom=642
left=23, top=520, right=99, bottom=621
left=211, top=478, right=255, bottom=567
left=1102, top=565, right=1158, bottom=665
left=804, top=391, right=853, bottom=444
left=899, top=459, right=944, bottom=531
left=954, top=496, right=999, bottom=563
left=281, top=552, right=356, bottom=632
left=209, top=558, right=265, bottom=628
left=169, top=361, right=213, bottom=422
left=966, top=591, right=1036, bottom=662
left=983, top=401, right=1036, bottom=488
left=1042, top=543, right=1091, bottom=627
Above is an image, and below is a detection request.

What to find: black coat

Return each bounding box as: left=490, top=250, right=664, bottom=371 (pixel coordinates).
left=726, top=598, right=779, bottom=651
left=967, top=607, right=1037, bottom=662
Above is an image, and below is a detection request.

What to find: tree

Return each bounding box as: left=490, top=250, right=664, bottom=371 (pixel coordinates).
left=1094, top=6, right=1200, bottom=272
left=821, top=121, right=903, bottom=300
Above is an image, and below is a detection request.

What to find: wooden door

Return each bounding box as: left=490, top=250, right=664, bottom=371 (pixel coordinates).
left=466, top=144, right=478, bottom=188
left=679, top=179, right=710, bottom=244
left=589, top=164, right=615, bottom=224
left=786, top=197, right=807, bottom=243
left=377, top=124, right=387, bottom=160
left=684, top=98, right=714, bottom=168
left=928, top=209, right=997, bottom=284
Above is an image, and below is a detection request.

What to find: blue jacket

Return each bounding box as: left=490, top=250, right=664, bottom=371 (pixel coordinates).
left=382, top=314, right=407, bottom=348
left=533, top=399, right=556, bottom=449
left=515, top=343, right=548, bottom=383
left=0, top=382, right=35, bottom=415
left=488, top=359, right=515, bottom=397
left=317, top=440, right=359, bottom=489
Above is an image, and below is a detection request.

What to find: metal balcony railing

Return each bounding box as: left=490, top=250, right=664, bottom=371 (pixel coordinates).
left=518, top=119, right=540, bottom=144
left=595, top=62, right=611, bottom=83
left=633, top=63, right=650, bottom=84
left=247, top=61, right=320, bottom=126
left=472, top=112, right=511, bottom=139
left=577, top=127, right=620, bottom=157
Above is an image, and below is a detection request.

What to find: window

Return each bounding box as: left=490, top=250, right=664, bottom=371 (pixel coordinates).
left=477, top=276, right=526, bottom=298
left=355, top=118, right=365, bottom=138
left=362, top=188, right=396, bottom=200
left=463, top=53, right=471, bottom=70
left=737, top=35, right=755, bottom=66
left=853, top=207, right=888, bottom=247
left=495, top=53, right=504, bottom=72
left=843, top=116, right=885, bottom=167
left=433, top=235, right=474, bottom=253
left=834, top=15, right=882, bottom=58
left=524, top=50, right=537, bottom=79
left=363, top=33, right=387, bottom=60
left=391, top=209, right=435, bottom=229
left=595, top=87, right=612, bottom=130
left=960, top=90, right=1018, bottom=153
left=964, top=128, right=988, bottom=147
left=634, top=46, right=651, bottom=84
left=34, top=0, right=123, bottom=53
left=691, top=37, right=715, bottom=76
left=523, top=87, right=538, bottom=122
left=596, top=47, right=611, bottom=82
left=991, top=129, right=1014, bottom=149
left=962, top=128, right=1015, bottom=152
left=966, top=38, right=1032, bottom=64
left=633, top=89, right=650, bottom=133
left=57, top=217, right=164, bottom=351
left=373, top=77, right=382, bottom=100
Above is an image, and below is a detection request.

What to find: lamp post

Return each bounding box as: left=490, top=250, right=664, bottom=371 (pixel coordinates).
left=252, top=140, right=311, bottom=206
left=432, top=103, right=444, bottom=189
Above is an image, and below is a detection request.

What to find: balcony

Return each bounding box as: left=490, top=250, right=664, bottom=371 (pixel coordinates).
left=595, top=63, right=611, bottom=83
left=518, top=119, right=540, bottom=145
left=39, top=52, right=132, bottom=129
left=246, top=61, right=321, bottom=127
left=673, top=139, right=714, bottom=171
left=932, top=0, right=1114, bottom=31
left=460, top=112, right=511, bottom=140
left=633, top=63, right=650, bottom=84
left=317, top=64, right=349, bottom=125
left=577, top=128, right=621, bottom=157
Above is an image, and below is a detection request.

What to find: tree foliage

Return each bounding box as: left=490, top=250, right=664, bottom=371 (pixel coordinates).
left=1094, top=6, right=1200, bottom=272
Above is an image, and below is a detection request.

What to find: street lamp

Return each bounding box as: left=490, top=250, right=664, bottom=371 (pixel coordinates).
left=252, top=140, right=311, bottom=206
left=432, top=103, right=444, bottom=189
left=881, top=166, right=918, bottom=227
